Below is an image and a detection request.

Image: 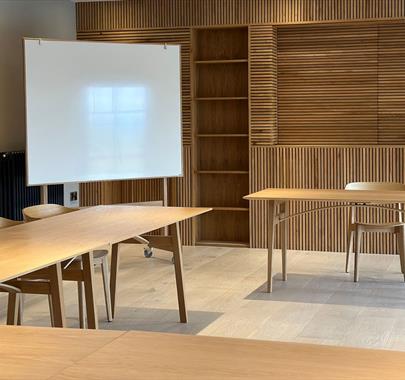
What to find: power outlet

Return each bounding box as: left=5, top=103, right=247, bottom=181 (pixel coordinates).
left=70, top=191, right=78, bottom=202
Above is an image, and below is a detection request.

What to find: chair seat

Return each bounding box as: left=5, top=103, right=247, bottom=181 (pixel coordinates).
left=354, top=221, right=404, bottom=228
left=351, top=222, right=404, bottom=233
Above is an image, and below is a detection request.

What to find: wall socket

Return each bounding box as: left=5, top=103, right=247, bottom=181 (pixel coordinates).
left=64, top=183, right=79, bottom=207
left=70, top=191, right=78, bottom=202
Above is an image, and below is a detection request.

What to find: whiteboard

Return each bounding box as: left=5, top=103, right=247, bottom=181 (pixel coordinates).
left=24, top=39, right=182, bottom=185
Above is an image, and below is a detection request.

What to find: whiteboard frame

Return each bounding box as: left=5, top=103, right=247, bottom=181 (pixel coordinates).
left=23, top=37, right=183, bottom=186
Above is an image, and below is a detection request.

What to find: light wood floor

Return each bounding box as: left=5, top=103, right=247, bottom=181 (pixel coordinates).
left=2, top=245, right=405, bottom=351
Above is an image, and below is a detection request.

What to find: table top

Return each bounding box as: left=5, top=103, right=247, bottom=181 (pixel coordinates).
left=0, top=205, right=210, bottom=282
left=2, top=326, right=405, bottom=380
left=245, top=188, right=405, bottom=203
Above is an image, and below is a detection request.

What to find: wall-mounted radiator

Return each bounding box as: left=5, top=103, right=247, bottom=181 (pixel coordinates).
left=0, top=151, right=63, bottom=220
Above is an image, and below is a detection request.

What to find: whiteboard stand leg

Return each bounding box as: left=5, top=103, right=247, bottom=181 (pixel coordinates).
left=163, top=178, right=168, bottom=236
left=40, top=185, right=48, bottom=204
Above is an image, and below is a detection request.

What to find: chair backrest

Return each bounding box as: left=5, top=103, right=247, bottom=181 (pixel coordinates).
left=0, top=217, right=22, bottom=229
left=22, top=204, right=78, bottom=222
left=345, top=182, right=405, bottom=191
left=345, top=182, right=405, bottom=223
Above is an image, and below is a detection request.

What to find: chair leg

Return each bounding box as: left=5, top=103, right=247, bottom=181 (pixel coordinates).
left=397, top=228, right=405, bottom=281
left=6, top=293, right=19, bottom=325
left=77, top=281, right=86, bottom=329
left=101, top=256, right=113, bottom=322
left=345, top=230, right=354, bottom=273
left=48, top=295, right=55, bottom=327
left=354, top=228, right=362, bottom=283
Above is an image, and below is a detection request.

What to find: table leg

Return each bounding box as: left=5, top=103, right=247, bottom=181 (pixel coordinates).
left=280, top=201, right=289, bottom=281
left=267, top=200, right=277, bottom=293
left=82, top=252, right=98, bottom=329
left=170, top=222, right=187, bottom=323
left=110, top=243, right=120, bottom=319
left=48, top=263, right=66, bottom=328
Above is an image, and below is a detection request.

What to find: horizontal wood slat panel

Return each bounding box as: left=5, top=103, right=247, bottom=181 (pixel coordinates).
left=277, top=24, right=379, bottom=145
left=250, top=146, right=405, bottom=253
left=249, top=25, right=277, bottom=145
left=378, top=24, right=405, bottom=143
left=76, top=29, right=191, bottom=146
left=76, top=0, right=405, bottom=31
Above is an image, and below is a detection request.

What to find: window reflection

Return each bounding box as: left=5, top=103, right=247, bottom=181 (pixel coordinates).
left=86, top=86, right=147, bottom=176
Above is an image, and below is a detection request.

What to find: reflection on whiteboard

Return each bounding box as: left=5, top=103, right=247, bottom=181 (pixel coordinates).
left=24, top=39, right=182, bottom=185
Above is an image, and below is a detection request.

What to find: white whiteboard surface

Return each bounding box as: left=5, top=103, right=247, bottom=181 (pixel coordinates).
left=24, top=39, right=182, bottom=185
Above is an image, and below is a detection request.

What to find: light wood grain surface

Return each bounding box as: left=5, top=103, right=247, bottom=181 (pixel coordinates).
left=0, top=326, right=123, bottom=380
left=245, top=188, right=405, bottom=203
left=2, top=326, right=405, bottom=380
left=0, top=206, right=210, bottom=283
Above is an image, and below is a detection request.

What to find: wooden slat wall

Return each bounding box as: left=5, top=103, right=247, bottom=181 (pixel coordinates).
left=250, top=145, right=405, bottom=253
left=76, top=1, right=405, bottom=251
left=277, top=24, right=405, bottom=145
left=170, top=146, right=193, bottom=245
left=249, top=25, right=278, bottom=145
left=277, top=24, right=379, bottom=145
left=76, top=0, right=405, bottom=31
left=80, top=181, right=122, bottom=206
left=378, top=24, right=405, bottom=143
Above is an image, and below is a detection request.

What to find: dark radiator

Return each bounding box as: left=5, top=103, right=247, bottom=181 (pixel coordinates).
left=0, top=151, right=63, bottom=221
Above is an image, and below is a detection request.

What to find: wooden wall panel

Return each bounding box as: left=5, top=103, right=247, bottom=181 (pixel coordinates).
left=170, top=146, right=193, bottom=245
left=277, top=24, right=379, bottom=145
left=80, top=147, right=193, bottom=245
left=76, top=0, right=405, bottom=31
left=250, top=146, right=405, bottom=253
left=77, top=1, right=405, bottom=251
left=80, top=181, right=123, bottom=206
left=249, top=25, right=278, bottom=145
left=378, top=24, right=405, bottom=143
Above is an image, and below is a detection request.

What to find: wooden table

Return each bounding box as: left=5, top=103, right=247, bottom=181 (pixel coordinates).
left=0, top=206, right=210, bottom=328
left=2, top=326, right=405, bottom=379
left=245, top=188, right=405, bottom=292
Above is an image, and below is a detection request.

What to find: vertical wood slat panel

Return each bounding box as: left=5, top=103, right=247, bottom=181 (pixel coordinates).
left=249, top=25, right=277, bottom=145
left=250, top=145, right=405, bottom=253
left=170, top=146, right=193, bottom=245
left=76, top=0, right=405, bottom=31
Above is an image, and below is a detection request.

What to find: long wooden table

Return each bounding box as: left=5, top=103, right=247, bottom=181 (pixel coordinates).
left=2, top=325, right=405, bottom=379
left=0, top=205, right=210, bottom=328
left=245, top=188, right=405, bottom=292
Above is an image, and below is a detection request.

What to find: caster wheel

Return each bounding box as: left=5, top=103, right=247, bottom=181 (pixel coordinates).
left=144, top=247, right=153, bottom=258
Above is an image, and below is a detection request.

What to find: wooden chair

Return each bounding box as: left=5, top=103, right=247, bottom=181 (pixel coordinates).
left=0, top=217, right=54, bottom=326
left=345, top=182, right=405, bottom=282
left=23, top=204, right=113, bottom=327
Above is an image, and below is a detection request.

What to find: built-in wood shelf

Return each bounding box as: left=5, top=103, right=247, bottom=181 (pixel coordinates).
left=195, top=59, right=248, bottom=64
left=195, top=97, right=248, bottom=101
left=197, top=134, right=249, bottom=138
left=194, top=27, right=249, bottom=247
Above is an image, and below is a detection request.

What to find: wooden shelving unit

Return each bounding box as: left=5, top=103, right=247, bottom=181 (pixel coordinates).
left=193, top=27, right=249, bottom=247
